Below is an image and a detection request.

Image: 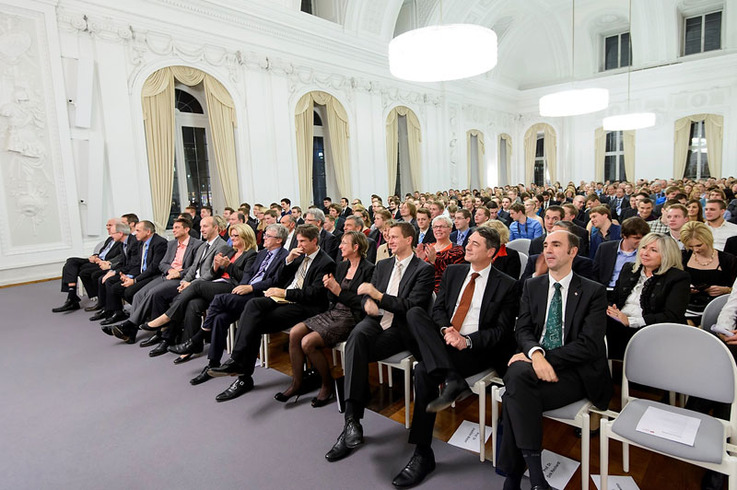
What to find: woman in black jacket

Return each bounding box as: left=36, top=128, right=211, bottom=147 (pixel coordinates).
left=606, top=232, right=690, bottom=359
left=274, top=231, right=375, bottom=407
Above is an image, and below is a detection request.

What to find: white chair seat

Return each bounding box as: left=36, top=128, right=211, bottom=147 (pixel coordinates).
left=545, top=398, right=592, bottom=420
left=611, top=399, right=725, bottom=464
left=377, top=350, right=415, bottom=428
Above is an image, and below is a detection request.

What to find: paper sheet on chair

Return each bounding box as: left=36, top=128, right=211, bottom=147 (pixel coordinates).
left=591, top=475, right=640, bottom=490
left=523, top=450, right=579, bottom=490
left=635, top=406, right=701, bottom=446
left=447, top=420, right=491, bottom=453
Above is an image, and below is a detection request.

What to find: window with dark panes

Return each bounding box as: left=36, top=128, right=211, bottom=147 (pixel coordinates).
left=604, top=32, right=631, bottom=70
left=604, top=131, right=626, bottom=182
left=534, top=134, right=545, bottom=186
left=684, top=121, right=710, bottom=180
left=684, top=11, right=721, bottom=56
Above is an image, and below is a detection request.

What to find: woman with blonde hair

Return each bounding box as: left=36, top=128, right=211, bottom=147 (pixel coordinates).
left=479, top=219, right=521, bottom=279
left=680, top=221, right=737, bottom=313
left=606, top=232, right=690, bottom=359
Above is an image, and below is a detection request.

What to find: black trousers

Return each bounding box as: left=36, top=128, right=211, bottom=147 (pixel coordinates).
left=343, top=315, right=416, bottom=418
left=497, top=361, right=585, bottom=476
left=230, top=297, right=320, bottom=379
left=606, top=319, right=639, bottom=360
left=203, top=292, right=254, bottom=363
left=406, top=307, right=490, bottom=447
left=161, top=281, right=233, bottom=343
left=60, top=257, right=93, bottom=292
left=104, top=275, right=155, bottom=313
left=79, top=266, right=107, bottom=298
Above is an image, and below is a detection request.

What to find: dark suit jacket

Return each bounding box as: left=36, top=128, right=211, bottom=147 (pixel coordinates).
left=417, top=227, right=436, bottom=245
left=158, top=237, right=203, bottom=277
left=725, top=235, right=737, bottom=257
left=216, top=248, right=258, bottom=285
left=284, top=232, right=299, bottom=252
left=182, top=236, right=230, bottom=282
left=611, top=263, right=690, bottom=325
left=591, top=240, right=629, bottom=286
left=520, top=254, right=594, bottom=283
left=111, top=235, right=138, bottom=271
left=331, top=258, right=375, bottom=323
left=239, top=247, right=289, bottom=295
left=493, top=246, right=521, bottom=280
left=515, top=273, right=612, bottom=409
left=433, top=264, right=518, bottom=373
left=319, top=229, right=340, bottom=261
left=450, top=228, right=475, bottom=249
left=497, top=210, right=511, bottom=224
left=364, top=255, right=435, bottom=330
left=121, top=233, right=167, bottom=280
left=281, top=249, right=336, bottom=310
left=334, top=216, right=346, bottom=233
left=365, top=237, right=377, bottom=264
left=95, top=236, right=123, bottom=262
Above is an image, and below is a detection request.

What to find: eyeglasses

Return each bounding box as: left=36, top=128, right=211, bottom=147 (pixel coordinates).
left=432, top=225, right=450, bottom=230
left=264, top=234, right=279, bottom=239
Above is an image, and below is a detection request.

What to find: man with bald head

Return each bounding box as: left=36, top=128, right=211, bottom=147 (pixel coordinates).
left=498, top=230, right=612, bottom=490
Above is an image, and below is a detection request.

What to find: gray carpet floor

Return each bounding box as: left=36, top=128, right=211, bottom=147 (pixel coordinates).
left=0, top=280, right=512, bottom=489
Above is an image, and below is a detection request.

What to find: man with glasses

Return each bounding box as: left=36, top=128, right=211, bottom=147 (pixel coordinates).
left=304, top=208, right=339, bottom=260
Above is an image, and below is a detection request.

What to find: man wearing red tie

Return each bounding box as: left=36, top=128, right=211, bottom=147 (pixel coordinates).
left=391, top=227, right=519, bottom=487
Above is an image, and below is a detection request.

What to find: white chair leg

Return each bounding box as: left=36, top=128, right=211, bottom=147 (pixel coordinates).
left=669, top=391, right=676, bottom=406
left=623, top=441, right=630, bottom=473
left=478, top=382, right=486, bottom=462
left=263, top=333, right=270, bottom=369
left=600, top=419, right=609, bottom=490
left=403, top=359, right=411, bottom=429
left=581, top=412, right=590, bottom=490
left=388, top=366, right=394, bottom=388
left=378, top=364, right=384, bottom=384
left=491, top=386, right=500, bottom=467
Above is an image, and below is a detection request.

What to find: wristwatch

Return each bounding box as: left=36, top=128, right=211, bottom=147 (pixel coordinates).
left=464, top=335, right=472, bottom=349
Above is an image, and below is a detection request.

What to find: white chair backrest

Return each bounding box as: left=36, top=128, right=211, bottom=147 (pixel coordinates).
left=517, top=252, right=528, bottom=279
left=701, top=294, right=730, bottom=331
left=506, top=238, right=531, bottom=255
left=624, top=323, right=736, bottom=404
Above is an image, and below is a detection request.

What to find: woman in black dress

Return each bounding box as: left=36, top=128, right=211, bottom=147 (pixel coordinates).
left=274, top=231, right=374, bottom=407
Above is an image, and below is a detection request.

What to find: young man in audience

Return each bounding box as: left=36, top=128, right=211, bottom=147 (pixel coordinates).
left=498, top=230, right=611, bottom=490
left=528, top=205, right=564, bottom=256
left=207, top=224, right=335, bottom=401
left=291, top=206, right=305, bottom=225
left=329, top=204, right=345, bottom=233
left=279, top=198, right=291, bottom=217
left=399, top=201, right=419, bottom=230
left=474, top=206, right=490, bottom=227
left=666, top=203, right=689, bottom=250
left=705, top=199, right=737, bottom=251
left=588, top=205, right=621, bottom=259
left=648, top=199, right=676, bottom=234
left=519, top=220, right=594, bottom=282
left=508, top=202, right=543, bottom=241
left=450, top=209, right=474, bottom=248
left=325, top=222, right=434, bottom=462
left=416, top=207, right=435, bottom=245
left=591, top=216, right=649, bottom=291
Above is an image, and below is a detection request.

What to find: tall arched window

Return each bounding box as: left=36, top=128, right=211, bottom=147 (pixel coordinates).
left=524, top=123, right=556, bottom=186
left=295, top=91, right=351, bottom=208
left=386, top=106, right=422, bottom=196
left=141, top=66, right=239, bottom=231
left=674, top=114, right=723, bottom=179
left=594, top=128, right=635, bottom=182
left=467, top=129, right=485, bottom=190
left=498, top=133, right=512, bottom=186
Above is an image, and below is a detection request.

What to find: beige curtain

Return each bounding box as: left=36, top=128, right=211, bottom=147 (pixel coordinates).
left=295, top=93, right=315, bottom=208
left=524, top=123, right=556, bottom=184
left=594, top=127, right=606, bottom=182
left=386, top=106, right=422, bottom=194
left=142, top=67, right=176, bottom=231
left=499, top=133, right=512, bottom=185
left=294, top=91, right=352, bottom=207
left=623, top=130, right=635, bottom=181
left=674, top=114, right=724, bottom=178
left=467, top=130, right=485, bottom=188
left=204, top=75, right=239, bottom=208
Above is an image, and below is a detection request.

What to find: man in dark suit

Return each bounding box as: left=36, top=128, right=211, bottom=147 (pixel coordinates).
left=172, top=224, right=290, bottom=385
left=340, top=197, right=353, bottom=218
left=105, top=217, right=202, bottom=339
left=304, top=208, right=339, bottom=261
left=391, top=227, right=519, bottom=487
left=450, top=209, right=474, bottom=249
left=280, top=214, right=299, bottom=251
left=592, top=216, right=648, bottom=290
left=416, top=207, right=435, bottom=245
left=609, top=186, right=630, bottom=222
left=561, top=203, right=589, bottom=256
left=325, top=222, right=435, bottom=462
left=53, top=218, right=123, bottom=312
left=498, top=230, right=612, bottom=490
left=528, top=206, right=564, bottom=256
left=207, top=224, right=336, bottom=401
left=97, top=221, right=167, bottom=326
left=343, top=216, right=377, bottom=264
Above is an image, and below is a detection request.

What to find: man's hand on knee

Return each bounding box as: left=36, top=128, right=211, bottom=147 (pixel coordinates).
left=531, top=351, right=558, bottom=382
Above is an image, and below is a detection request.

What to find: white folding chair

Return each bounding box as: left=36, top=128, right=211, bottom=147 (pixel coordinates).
left=506, top=238, right=531, bottom=255
left=490, top=385, right=594, bottom=490
left=701, top=294, right=730, bottom=331
left=464, top=369, right=503, bottom=462
left=600, top=323, right=737, bottom=490
left=517, top=252, right=528, bottom=280
left=377, top=351, right=415, bottom=428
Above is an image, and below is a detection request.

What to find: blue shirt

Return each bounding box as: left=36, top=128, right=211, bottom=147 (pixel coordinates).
left=609, top=240, right=637, bottom=287
left=589, top=223, right=622, bottom=260
left=509, top=218, right=543, bottom=241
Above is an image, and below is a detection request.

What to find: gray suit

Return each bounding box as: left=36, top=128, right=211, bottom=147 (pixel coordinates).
left=127, top=237, right=203, bottom=325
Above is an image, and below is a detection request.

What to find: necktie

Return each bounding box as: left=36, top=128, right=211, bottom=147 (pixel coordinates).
left=196, top=243, right=211, bottom=276
left=250, top=251, right=274, bottom=284
left=293, top=256, right=311, bottom=289
left=141, top=242, right=149, bottom=272
left=541, top=283, right=563, bottom=350
left=419, top=231, right=425, bottom=243
left=450, top=272, right=480, bottom=331
left=380, top=262, right=403, bottom=330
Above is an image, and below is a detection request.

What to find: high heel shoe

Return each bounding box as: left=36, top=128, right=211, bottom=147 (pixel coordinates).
left=311, top=392, right=335, bottom=408
left=274, top=389, right=301, bottom=403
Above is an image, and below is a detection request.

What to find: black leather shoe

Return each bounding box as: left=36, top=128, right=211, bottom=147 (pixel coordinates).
left=173, top=353, right=193, bottom=364
left=426, top=378, right=472, bottom=413
left=101, top=311, right=128, bottom=326
left=216, top=377, right=253, bottom=402
left=392, top=451, right=436, bottom=488
left=325, top=431, right=353, bottom=462
left=52, top=300, right=80, bottom=313
left=149, top=341, right=169, bottom=357
left=112, top=324, right=137, bottom=344
left=84, top=302, right=102, bottom=312
left=207, top=358, right=246, bottom=377
left=343, top=417, right=364, bottom=449
left=168, top=339, right=203, bottom=356
left=530, top=485, right=552, bottom=490
left=89, top=310, right=108, bottom=321
left=190, top=366, right=213, bottom=385
left=140, top=321, right=167, bottom=332
left=139, top=332, right=162, bottom=348
left=101, top=325, right=114, bottom=336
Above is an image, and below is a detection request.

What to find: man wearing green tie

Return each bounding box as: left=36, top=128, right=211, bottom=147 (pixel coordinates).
left=498, top=230, right=612, bottom=490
